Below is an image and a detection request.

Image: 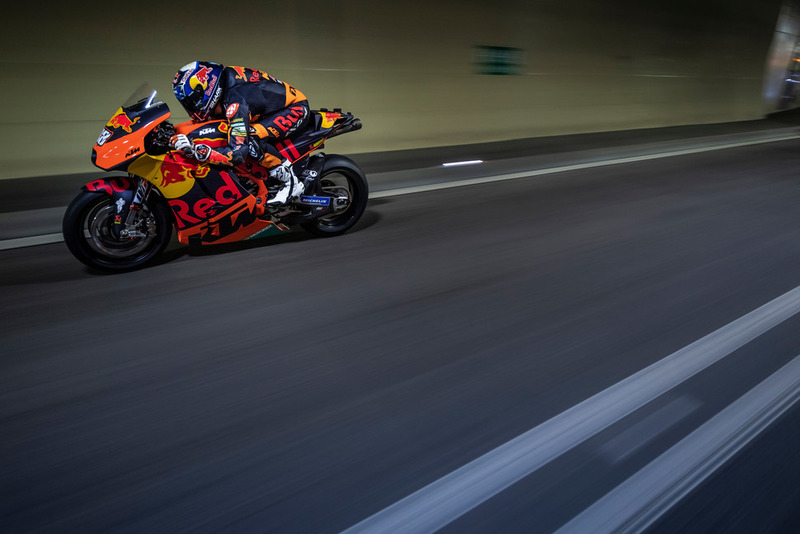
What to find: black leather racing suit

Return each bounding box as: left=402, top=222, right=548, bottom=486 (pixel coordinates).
left=202, top=66, right=309, bottom=168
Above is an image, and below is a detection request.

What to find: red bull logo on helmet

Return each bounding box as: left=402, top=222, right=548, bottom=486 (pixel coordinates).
left=204, top=74, right=218, bottom=97
left=192, top=66, right=212, bottom=89
left=107, top=109, right=140, bottom=133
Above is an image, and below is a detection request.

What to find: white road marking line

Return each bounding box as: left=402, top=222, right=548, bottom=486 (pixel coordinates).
left=0, top=233, right=63, bottom=250
left=341, top=285, right=800, bottom=534
left=369, top=134, right=800, bottom=199
left=597, top=396, right=702, bottom=464
left=557, top=354, right=800, bottom=534
left=2, top=133, right=798, bottom=251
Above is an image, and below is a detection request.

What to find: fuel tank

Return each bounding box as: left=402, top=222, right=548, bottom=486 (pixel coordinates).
left=175, top=120, right=229, bottom=148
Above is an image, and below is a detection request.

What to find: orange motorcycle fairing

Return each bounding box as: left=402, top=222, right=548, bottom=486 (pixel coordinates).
left=173, top=195, right=289, bottom=246
left=93, top=105, right=171, bottom=172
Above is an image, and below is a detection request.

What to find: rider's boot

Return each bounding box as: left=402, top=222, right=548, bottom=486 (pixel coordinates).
left=267, top=160, right=305, bottom=206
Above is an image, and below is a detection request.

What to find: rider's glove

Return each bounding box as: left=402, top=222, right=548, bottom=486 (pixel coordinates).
left=170, top=134, right=193, bottom=154
left=170, top=134, right=210, bottom=162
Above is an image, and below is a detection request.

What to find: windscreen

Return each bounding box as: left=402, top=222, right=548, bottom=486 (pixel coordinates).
left=122, top=83, right=168, bottom=112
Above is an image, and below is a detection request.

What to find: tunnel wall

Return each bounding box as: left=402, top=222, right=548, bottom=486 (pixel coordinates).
left=764, top=1, right=800, bottom=110
left=0, top=0, right=784, bottom=179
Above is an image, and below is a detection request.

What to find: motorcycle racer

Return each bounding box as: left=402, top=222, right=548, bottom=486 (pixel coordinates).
left=170, top=61, right=310, bottom=205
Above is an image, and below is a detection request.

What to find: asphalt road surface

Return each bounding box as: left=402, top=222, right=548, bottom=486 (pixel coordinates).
left=3, top=134, right=800, bottom=533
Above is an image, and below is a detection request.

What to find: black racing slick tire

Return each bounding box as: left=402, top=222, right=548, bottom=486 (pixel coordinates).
left=301, top=156, right=368, bottom=237
left=63, top=191, right=173, bottom=272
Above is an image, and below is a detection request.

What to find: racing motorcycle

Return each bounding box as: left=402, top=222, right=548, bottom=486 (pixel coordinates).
left=63, top=84, right=367, bottom=271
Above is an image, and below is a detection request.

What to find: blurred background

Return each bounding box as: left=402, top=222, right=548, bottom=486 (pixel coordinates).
left=6, top=3, right=800, bottom=533
left=1, top=0, right=799, bottom=180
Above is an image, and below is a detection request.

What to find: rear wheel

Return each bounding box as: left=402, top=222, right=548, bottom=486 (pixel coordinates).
left=301, top=160, right=368, bottom=237
left=63, top=191, right=173, bottom=272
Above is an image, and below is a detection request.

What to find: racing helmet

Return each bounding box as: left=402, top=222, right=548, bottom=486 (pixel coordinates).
left=172, top=61, right=224, bottom=121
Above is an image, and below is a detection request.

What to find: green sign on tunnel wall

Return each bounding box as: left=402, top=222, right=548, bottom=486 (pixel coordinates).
left=473, top=45, right=525, bottom=75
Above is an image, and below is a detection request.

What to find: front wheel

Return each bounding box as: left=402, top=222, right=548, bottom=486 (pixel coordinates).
left=301, top=157, right=368, bottom=237
left=63, top=191, right=173, bottom=272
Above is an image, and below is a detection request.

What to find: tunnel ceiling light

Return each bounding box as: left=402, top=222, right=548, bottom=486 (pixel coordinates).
left=442, top=160, right=484, bottom=167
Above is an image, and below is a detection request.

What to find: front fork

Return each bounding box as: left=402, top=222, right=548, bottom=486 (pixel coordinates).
left=119, top=177, right=154, bottom=239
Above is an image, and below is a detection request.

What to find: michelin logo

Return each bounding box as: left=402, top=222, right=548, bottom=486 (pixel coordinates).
left=299, top=195, right=330, bottom=206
